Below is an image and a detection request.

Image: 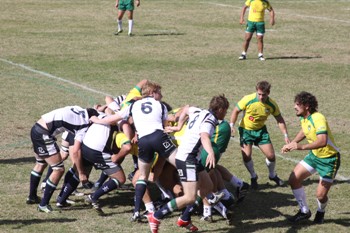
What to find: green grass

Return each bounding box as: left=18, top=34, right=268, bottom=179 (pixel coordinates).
left=0, top=0, right=350, bottom=232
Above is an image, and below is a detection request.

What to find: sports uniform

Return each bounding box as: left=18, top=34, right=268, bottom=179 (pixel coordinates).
left=237, top=92, right=281, bottom=146
left=176, top=107, right=218, bottom=182
left=28, top=106, right=98, bottom=213
left=299, top=112, right=340, bottom=180
left=30, top=106, right=91, bottom=158
left=245, top=0, right=272, bottom=34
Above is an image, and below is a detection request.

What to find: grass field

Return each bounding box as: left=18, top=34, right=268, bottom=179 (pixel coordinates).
left=0, top=0, right=350, bottom=232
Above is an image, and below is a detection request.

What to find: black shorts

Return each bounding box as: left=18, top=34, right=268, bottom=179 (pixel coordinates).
left=138, top=130, right=176, bottom=163
left=81, top=143, right=121, bottom=175
left=30, top=123, right=59, bottom=157
left=175, top=156, right=205, bottom=182
left=61, top=131, right=75, bottom=146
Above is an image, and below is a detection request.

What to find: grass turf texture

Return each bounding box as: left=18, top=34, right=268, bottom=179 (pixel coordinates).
left=0, top=0, right=349, bottom=232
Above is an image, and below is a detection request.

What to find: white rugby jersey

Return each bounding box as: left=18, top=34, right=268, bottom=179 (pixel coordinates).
left=41, top=106, right=90, bottom=142
left=83, top=119, right=119, bottom=154
left=176, top=107, right=218, bottom=161
left=118, top=97, right=167, bottom=139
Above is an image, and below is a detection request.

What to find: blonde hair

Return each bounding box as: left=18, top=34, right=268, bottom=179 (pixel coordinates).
left=141, top=81, right=162, bottom=97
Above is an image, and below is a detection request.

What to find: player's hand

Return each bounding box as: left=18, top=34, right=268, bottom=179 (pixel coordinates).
left=205, top=153, right=216, bottom=169
left=270, top=19, right=275, bottom=26
left=89, top=115, right=98, bottom=123
left=136, top=0, right=140, bottom=7
left=79, top=173, right=88, bottom=184
left=240, top=19, right=245, bottom=25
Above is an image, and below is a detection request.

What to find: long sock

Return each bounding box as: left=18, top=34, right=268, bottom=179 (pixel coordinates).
left=40, top=179, right=57, bottom=206
left=265, top=158, right=276, bottom=178
left=42, top=167, right=53, bottom=183
left=95, top=172, right=109, bottom=188
left=128, top=20, right=133, bottom=34
left=57, top=168, right=75, bottom=198
left=57, top=173, right=79, bottom=204
left=292, top=187, right=309, bottom=213
left=118, top=20, right=122, bottom=31
left=132, top=154, right=138, bottom=170
left=92, top=178, right=120, bottom=201
left=244, top=160, right=257, bottom=178
left=229, top=176, right=243, bottom=188
left=154, top=198, right=177, bottom=219
left=203, top=204, right=212, bottom=217
left=134, top=180, right=147, bottom=213
left=316, top=199, right=328, bottom=212
left=29, top=170, right=42, bottom=198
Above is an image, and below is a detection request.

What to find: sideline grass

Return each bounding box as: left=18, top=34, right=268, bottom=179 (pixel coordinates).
left=0, top=0, right=349, bottom=232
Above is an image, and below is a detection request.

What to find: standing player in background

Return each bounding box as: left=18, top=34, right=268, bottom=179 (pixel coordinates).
left=282, top=91, right=340, bottom=224
left=114, top=0, right=141, bottom=36
left=238, top=0, right=275, bottom=61
left=230, top=81, right=289, bottom=190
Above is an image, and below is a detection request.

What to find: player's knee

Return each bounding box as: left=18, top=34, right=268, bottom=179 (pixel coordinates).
left=51, top=161, right=65, bottom=174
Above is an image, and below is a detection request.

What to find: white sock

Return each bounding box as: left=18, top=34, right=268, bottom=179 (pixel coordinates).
left=220, top=188, right=232, bottom=200
left=316, top=199, right=327, bottom=213
left=145, top=202, right=155, bottom=213
left=117, top=20, right=122, bottom=31
left=203, top=205, right=212, bottom=217
left=265, top=158, right=276, bottom=178
left=242, top=51, right=246, bottom=55
left=292, top=187, right=309, bottom=213
left=244, top=160, right=257, bottom=178
left=213, top=202, right=227, bottom=218
left=128, top=20, right=133, bottom=34
left=230, top=175, right=243, bottom=188
left=258, top=53, right=263, bottom=57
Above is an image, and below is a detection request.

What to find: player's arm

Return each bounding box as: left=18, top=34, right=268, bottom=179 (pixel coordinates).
left=269, top=7, right=275, bottom=26
left=112, top=142, right=132, bottom=164
left=165, top=105, right=189, bottom=132
left=115, top=0, right=119, bottom=8
left=274, top=114, right=290, bottom=143
left=201, top=132, right=216, bottom=169
left=240, top=5, right=249, bottom=25
left=229, top=106, right=241, bottom=137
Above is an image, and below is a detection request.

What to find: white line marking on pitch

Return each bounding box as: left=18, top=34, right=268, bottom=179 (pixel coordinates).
left=0, top=58, right=111, bottom=97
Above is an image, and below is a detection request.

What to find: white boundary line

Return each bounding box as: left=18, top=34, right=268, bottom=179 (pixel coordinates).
left=201, top=2, right=350, bottom=24
left=0, top=58, right=111, bottom=97
left=1, top=59, right=349, bottom=182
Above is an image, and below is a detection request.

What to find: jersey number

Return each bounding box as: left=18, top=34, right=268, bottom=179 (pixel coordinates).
left=71, top=108, right=86, bottom=118
left=141, top=102, right=152, bottom=114
left=188, top=115, right=199, bottom=129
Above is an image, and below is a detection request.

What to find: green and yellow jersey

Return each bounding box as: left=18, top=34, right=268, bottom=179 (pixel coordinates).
left=120, top=85, right=142, bottom=110
left=212, top=120, right=231, bottom=154
left=300, top=112, right=339, bottom=158
left=245, top=0, right=272, bottom=22
left=237, top=92, right=281, bottom=130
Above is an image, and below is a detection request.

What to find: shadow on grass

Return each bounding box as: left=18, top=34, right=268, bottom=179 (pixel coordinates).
left=0, top=156, right=35, bottom=164
left=0, top=218, right=76, bottom=229
left=267, top=55, right=322, bottom=60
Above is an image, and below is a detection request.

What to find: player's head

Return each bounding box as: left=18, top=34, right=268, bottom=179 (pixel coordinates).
left=256, top=80, right=271, bottom=102
left=142, top=81, right=162, bottom=100
left=86, top=108, right=99, bottom=118
left=209, top=94, right=230, bottom=120
left=294, top=91, right=318, bottom=115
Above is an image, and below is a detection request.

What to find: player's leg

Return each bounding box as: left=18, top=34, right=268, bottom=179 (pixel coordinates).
left=27, top=158, right=48, bottom=204
left=258, top=143, right=284, bottom=186
left=256, top=22, right=266, bottom=60
left=116, top=10, right=126, bottom=34
left=38, top=153, right=65, bottom=212
left=288, top=162, right=313, bottom=222
left=127, top=10, right=134, bottom=36
left=241, top=143, right=258, bottom=189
